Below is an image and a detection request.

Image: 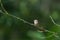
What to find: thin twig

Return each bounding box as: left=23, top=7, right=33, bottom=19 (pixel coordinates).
left=1, top=3, right=34, bottom=26
left=49, top=16, right=60, bottom=26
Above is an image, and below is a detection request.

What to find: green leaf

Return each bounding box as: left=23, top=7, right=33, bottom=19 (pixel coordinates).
left=27, top=30, right=46, bottom=40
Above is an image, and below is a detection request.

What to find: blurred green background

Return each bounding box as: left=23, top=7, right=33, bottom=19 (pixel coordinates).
left=0, top=0, right=60, bottom=40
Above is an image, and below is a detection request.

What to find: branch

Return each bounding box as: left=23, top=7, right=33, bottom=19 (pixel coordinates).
left=49, top=16, right=60, bottom=26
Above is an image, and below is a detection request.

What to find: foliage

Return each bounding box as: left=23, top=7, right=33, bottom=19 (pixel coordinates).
left=0, top=0, right=60, bottom=40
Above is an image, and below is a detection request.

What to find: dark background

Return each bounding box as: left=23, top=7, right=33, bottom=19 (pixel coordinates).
left=0, top=0, right=60, bottom=40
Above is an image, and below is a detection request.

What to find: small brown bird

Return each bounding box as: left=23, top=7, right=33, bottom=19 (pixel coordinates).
left=34, top=19, right=45, bottom=32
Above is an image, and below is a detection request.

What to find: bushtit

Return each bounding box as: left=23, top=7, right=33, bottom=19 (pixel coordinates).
left=34, top=19, right=45, bottom=31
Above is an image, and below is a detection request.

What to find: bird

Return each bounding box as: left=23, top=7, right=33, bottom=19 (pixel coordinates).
left=34, top=19, right=45, bottom=32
